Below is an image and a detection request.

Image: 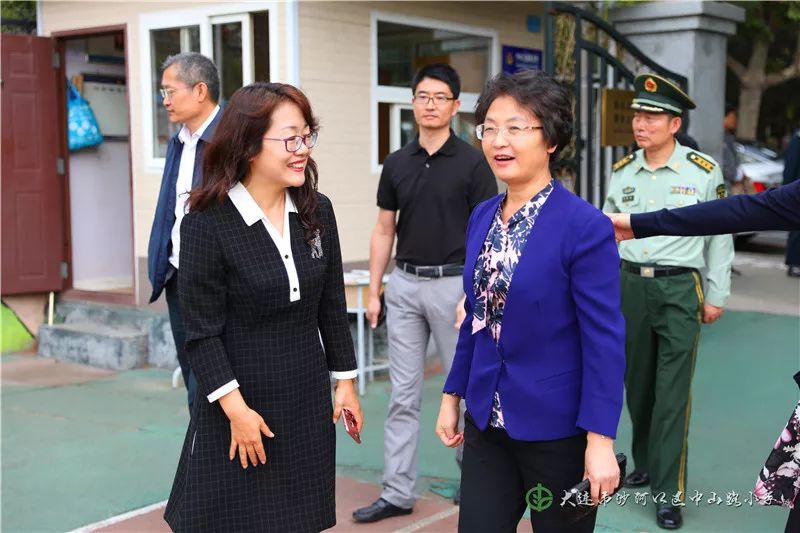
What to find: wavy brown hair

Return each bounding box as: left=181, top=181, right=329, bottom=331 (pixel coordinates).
left=189, top=82, right=321, bottom=243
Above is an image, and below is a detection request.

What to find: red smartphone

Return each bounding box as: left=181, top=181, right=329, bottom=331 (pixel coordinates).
left=341, top=408, right=361, bottom=444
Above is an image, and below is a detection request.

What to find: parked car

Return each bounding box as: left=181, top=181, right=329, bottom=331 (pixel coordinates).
left=731, top=142, right=785, bottom=244
left=736, top=142, right=784, bottom=192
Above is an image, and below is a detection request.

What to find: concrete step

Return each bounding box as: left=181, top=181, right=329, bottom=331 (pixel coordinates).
left=54, top=300, right=176, bottom=369
left=46, top=299, right=394, bottom=374
left=38, top=322, right=148, bottom=371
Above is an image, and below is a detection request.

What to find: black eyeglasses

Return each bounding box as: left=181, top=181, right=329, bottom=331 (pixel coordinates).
left=413, top=94, right=456, bottom=106
left=263, top=131, right=318, bottom=152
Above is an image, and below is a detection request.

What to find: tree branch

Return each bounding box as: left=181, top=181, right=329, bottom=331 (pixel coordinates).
left=765, top=32, right=800, bottom=87
left=727, top=55, right=747, bottom=80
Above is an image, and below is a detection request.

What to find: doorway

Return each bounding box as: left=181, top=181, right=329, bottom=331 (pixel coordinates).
left=59, top=29, right=134, bottom=298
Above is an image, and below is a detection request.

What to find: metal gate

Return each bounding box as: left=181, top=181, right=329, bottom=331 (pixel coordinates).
left=544, top=1, right=688, bottom=206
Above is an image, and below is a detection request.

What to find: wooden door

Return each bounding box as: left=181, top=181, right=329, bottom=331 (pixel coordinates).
left=1, top=34, right=64, bottom=294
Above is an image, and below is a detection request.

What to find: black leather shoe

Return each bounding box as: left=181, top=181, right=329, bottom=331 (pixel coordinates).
left=352, top=498, right=413, bottom=523
left=624, top=471, right=650, bottom=487
left=656, top=504, right=683, bottom=529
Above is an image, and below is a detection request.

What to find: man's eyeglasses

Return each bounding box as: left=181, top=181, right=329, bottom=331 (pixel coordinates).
left=263, top=131, right=318, bottom=152
left=159, top=86, right=194, bottom=101
left=475, top=124, right=544, bottom=140
left=413, top=94, right=456, bottom=106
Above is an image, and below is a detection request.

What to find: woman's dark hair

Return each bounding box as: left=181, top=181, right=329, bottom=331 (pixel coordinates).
left=190, top=82, right=321, bottom=243
left=474, top=70, right=573, bottom=160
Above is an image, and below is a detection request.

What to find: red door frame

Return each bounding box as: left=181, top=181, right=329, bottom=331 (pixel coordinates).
left=52, top=25, right=136, bottom=306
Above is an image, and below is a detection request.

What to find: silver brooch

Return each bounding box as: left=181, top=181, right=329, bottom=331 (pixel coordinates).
left=311, top=230, right=323, bottom=259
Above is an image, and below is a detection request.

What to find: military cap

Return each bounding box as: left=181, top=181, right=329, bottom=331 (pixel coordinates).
left=630, top=73, right=696, bottom=115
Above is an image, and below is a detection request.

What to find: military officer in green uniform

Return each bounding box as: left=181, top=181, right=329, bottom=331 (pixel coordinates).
left=603, top=73, right=734, bottom=530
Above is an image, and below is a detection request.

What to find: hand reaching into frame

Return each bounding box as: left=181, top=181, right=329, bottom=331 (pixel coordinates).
left=607, top=213, right=634, bottom=242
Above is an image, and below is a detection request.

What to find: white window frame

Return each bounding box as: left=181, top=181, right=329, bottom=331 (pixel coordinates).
left=140, top=2, right=281, bottom=172
left=390, top=105, right=480, bottom=154
left=210, top=13, right=254, bottom=89
left=370, top=11, right=500, bottom=173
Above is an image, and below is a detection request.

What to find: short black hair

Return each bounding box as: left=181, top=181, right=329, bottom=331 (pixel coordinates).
left=162, top=52, right=221, bottom=103
left=475, top=70, right=573, bottom=160
left=411, top=63, right=461, bottom=98
left=725, top=102, right=737, bottom=115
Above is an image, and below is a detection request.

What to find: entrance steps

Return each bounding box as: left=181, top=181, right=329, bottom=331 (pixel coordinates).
left=37, top=299, right=177, bottom=371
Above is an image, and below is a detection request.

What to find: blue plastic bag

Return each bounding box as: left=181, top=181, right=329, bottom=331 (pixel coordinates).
left=67, top=80, right=103, bottom=151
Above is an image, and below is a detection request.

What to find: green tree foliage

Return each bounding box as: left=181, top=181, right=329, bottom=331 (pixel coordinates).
left=727, top=1, right=800, bottom=142
left=1, top=0, right=37, bottom=34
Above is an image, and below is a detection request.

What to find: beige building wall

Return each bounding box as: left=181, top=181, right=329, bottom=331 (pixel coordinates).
left=41, top=1, right=544, bottom=302
left=299, top=1, right=544, bottom=264
left=41, top=1, right=287, bottom=304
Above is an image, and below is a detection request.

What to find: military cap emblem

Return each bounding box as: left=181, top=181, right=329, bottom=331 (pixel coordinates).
left=630, top=73, right=696, bottom=115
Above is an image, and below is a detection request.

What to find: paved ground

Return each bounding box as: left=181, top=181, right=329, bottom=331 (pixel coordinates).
left=2, top=236, right=798, bottom=533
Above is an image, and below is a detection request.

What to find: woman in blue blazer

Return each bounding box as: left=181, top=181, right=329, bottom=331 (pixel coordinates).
left=435, top=71, right=626, bottom=532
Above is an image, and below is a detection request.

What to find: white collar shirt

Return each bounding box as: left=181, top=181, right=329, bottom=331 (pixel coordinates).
left=227, top=182, right=301, bottom=303
left=169, top=105, right=221, bottom=269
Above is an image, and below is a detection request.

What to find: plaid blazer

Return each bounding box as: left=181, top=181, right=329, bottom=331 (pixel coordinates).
left=165, top=192, right=356, bottom=532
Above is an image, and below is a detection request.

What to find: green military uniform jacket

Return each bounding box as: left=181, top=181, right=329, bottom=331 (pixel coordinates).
left=603, top=141, right=734, bottom=307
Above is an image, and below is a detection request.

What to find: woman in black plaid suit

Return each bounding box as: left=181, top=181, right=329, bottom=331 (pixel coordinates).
left=164, top=82, right=363, bottom=532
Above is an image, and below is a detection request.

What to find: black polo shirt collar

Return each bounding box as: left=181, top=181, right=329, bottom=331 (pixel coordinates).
left=409, top=129, right=460, bottom=157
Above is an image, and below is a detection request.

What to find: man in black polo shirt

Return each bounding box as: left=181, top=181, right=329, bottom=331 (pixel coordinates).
left=353, top=64, right=497, bottom=523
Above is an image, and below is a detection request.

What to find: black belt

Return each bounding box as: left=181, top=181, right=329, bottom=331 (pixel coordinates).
left=621, top=260, right=697, bottom=279
left=396, top=261, right=463, bottom=278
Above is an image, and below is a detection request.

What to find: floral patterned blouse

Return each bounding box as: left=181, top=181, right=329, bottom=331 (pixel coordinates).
left=471, top=181, right=554, bottom=428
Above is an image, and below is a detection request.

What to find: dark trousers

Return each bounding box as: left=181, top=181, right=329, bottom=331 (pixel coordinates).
left=621, top=269, right=702, bottom=503
left=165, top=271, right=197, bottom=412
left=786, top=231, right=800, bottom=266
left=786, top=504, right=800, bottom=533
left=458, top=415, right=596, bottom=533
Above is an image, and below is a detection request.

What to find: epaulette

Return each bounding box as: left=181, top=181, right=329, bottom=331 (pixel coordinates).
left=687, top=152, right=715, bottom=173
left=612, top=153, right=635, bottom=172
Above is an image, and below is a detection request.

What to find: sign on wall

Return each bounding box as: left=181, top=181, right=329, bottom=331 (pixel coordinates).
left=601, top=88, right=635, bottom=146
left=501, top=45, right=542, bottom=74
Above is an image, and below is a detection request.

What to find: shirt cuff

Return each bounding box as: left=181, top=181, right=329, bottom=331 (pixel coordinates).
left=704, top=291, right=728, bottom=308
left=207, top=380, right=239, bottom=403
left=331, top=370, right=358, bottom=380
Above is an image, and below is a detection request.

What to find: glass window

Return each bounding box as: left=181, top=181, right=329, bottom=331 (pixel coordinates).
left=377, top=21, right=491, bottom=93
left=453, top=112, right=479, bottom=148
left=151, top=26, right=199, bottom=158
left=399, top=109, right=416, bottom=150
left=213, top=21, right=243, bottom=104
left=378, top=107, right=480, bottom=163
left=146, top=10, right=271, bottom=165
left=374, top=18, right=493, bottom=168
